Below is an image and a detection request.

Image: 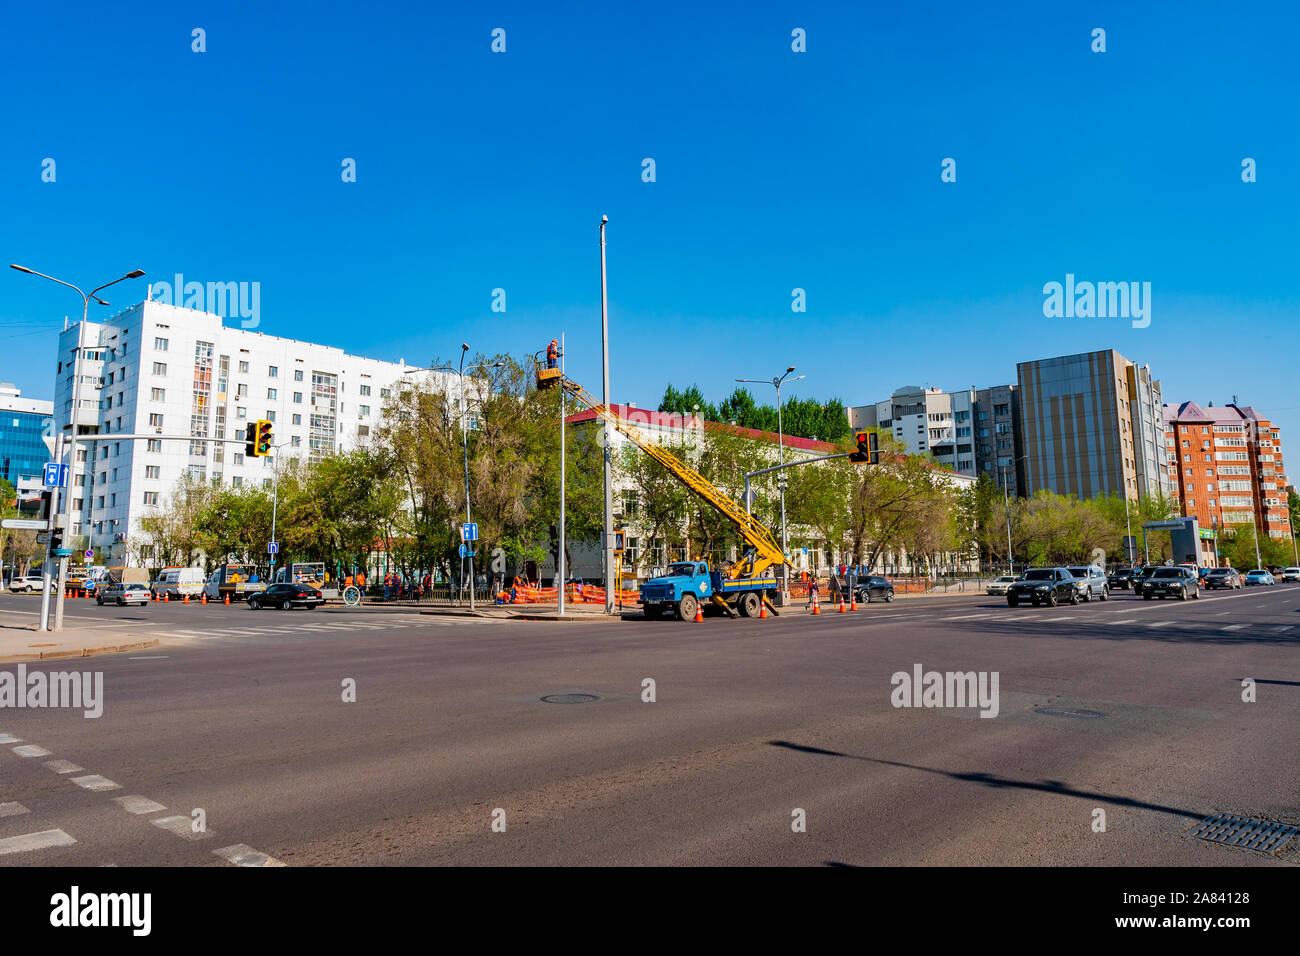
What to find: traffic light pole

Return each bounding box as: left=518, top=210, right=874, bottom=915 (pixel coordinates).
left=38, top=435, right=63, bottom=632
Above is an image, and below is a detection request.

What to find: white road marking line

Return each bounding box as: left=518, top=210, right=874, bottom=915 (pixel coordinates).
left=213, top=843, right=285, bottom=867
left=12, top=745, right=52, bottom=758
left=112, top=795, right=167, bottom=815
left=1214, top=611, right=1232, bottom=616
left=1221, top=624, right=1248, bottom=631
left=941, top=613, right=991, bottom=621
left=151, top=814, right=210, bottom=840
left=0, top=734, right=21, bottom=744
left=69, top=774, right=120, bottom=792
left=43, top=759, right=84, bottom=774
left=0, top=802, right=31, bottom=817
left=1147, top=621, right=1173, bottom=628
left=1275, top=625, right=1295, bottom=633
left=0, top=829, right=76, bottom=855
left=1106, top=619, right=1138, bottom=625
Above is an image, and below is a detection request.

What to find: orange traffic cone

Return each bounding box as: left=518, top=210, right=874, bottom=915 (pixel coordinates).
left=758, top=600, right=768, bottom=619
left=693, top=603, right=703, bottom=623
left=837, top=595, right=846, bottom=613
left=163, top=592, right=169, bottom=602
left=200, top=592, right=208, bottom=604
left=811, top=593, right=821, bottom=615
left=850, top=593, right=857, bottom=611
left=224, top=594, right=230, bottom=605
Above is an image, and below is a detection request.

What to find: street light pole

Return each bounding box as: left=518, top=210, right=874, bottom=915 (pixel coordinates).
left=558, top=332, right=566, bottom=616
left=600, top=215, right=614, bottom=615
left=10, top=265, right=144, bottom=632
left=737, top=368, right=804, bottom=602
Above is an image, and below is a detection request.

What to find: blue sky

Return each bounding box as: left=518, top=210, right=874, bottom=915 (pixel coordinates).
left=2, top=0, right=1297, bottom=464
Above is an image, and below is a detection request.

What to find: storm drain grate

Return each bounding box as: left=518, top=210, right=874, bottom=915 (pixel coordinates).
left=1034, top=706, right=1106, bottom=719
left=540, top=693, right=599, bottom=704
left=1190, top=813, right=1299, bottom=853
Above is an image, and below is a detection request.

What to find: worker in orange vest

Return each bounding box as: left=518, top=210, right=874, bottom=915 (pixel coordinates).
left=546, top=339, right=558, bottom=369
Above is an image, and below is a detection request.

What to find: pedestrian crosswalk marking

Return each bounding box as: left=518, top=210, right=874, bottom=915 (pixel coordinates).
left=0, top=829, right=76, bottom=855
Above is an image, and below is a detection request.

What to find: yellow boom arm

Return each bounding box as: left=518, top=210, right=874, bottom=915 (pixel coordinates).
left=549, top=374, right=789, bottom=580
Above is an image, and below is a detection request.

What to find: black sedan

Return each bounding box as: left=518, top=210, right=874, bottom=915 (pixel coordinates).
left=247, top=582, right=325, bottom=610
left=852, top=575, right=895, bottom=603
left=1142, top=567, right=1200, bottom=600
left=1006, top=568, right=1081, bottom=607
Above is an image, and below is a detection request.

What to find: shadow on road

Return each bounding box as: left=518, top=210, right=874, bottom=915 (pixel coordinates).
left=767, top=740, right=1204, bottom=821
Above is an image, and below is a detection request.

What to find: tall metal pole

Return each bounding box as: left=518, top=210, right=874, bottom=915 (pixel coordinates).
left=460, top=348, right=475, bottom=612
left=600, top=216, right=614, bottom=614
left=54, top=303, right=90, bottom=632
left=558, top=332, right=566, bottom=616
left=269, top=451, right=280, bottom=580
left=1003, top=470, right=1014, bottom=574
left=775, top=381, right=788, bottom=593
left=1251, top=514, right=1261, bottom=569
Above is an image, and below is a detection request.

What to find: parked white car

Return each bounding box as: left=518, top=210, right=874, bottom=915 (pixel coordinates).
left=7, top=573, right=49, bottom=593
left=986, top=575, right=1017, bottom=596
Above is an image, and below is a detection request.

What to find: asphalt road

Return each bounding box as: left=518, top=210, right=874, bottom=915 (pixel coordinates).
left=1, top=584, right=1297, bottom=866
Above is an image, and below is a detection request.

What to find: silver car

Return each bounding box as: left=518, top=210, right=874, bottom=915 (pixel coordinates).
left=986, top=575, right=1017, bottom=596
left=1066, top=566, right=1109, bottom=602
left=97, top=582, right=151, bottom=606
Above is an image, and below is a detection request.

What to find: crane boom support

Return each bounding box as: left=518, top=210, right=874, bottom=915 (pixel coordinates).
left=555, top=376, right=788, bottom=579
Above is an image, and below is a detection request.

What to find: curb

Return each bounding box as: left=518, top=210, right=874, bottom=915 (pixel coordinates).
left=0, top=638, right=161, bottom=663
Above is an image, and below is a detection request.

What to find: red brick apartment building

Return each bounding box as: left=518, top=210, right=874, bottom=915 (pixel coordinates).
left=1163, top=402, right=1291, bottom=543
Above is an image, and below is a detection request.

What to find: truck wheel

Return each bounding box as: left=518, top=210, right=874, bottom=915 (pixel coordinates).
left=736, top=592, right=759, bottom=618
left=677, top=593, right=698, bottom=622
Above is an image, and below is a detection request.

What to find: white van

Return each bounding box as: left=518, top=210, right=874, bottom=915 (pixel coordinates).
left=152, top=567, right=206, bottom=600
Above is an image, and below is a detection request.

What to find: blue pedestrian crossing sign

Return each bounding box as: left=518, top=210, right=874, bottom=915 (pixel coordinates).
left=43, top=462, right=69, bottom=487
left=460, top=522, right=479, bottom=542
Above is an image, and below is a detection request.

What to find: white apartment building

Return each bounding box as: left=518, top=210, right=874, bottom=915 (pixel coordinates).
left=53, top=299, right=436, bottom=561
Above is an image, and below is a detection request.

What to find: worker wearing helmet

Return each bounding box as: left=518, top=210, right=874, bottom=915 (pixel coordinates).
left=546, top=339, right=558, bottom=369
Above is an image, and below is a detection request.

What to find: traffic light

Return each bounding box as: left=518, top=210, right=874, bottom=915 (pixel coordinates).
left=848, top=429, right=879, bottom=464
left=247, top=419, right=273, bottom=457
left=49, top=527, right=63, bottom=551
left=256, top=419, right=274, bottom=457
left=39, top=490, right=53, bottom=520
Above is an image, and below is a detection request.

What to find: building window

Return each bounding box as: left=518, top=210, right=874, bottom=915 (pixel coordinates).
left=152, top=362, right=166, bottom=375
left=236, top=384, right=248, bottom=398
left=266, top=411, right=276, bottom=422
left=268, top=366, right=278, bottom=378
left=292, top=414, right=301, bottom=425
left=151, top=388, right=165, bottom=401
left=239, top=360, right=249, bottom=373
left=262, top=479, right=273, bottom=490
left=291, top=435, right=301, bottom=447
left=146, top=465, right=160, bottom=478
left=267, top=388, right=277, bottom=400
left=380, top=388, right=391, bottom=398
left=294, top=369, right=304, bottom=382
left=237, top=407, right=247, bottom=419
left=148, top=413, right=163, bottom=427
left=233, top=453, right=244, bottom=465
left=233, top=476, right=243, bottom=487
left=359, top=405, right=370, bottom=417
left=293, top=392, right=302, bottom=403
left=154, top=337, right=168, bottom=351
left=357, top=425, right=369, bottom=437
left=360, top=384, right=371, bottom=396
left=146, top=439, right=162, bottom=452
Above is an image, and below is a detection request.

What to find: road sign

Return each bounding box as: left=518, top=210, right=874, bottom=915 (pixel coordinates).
left=43, top=462, right=69, bottom=487
left=458, top=544, right=471, bottom=558
left=460, top=522, right=479, bottom=542
left=36, top=532, right=49, bottom=545
left=1, top=518, right=47, bottom=530
left=1144, top=519, right=1185, bottom=530
left=268, top=541, right=279, bottom=554
left=614, top=531, right=625, bottom=554
left=84, top=549, right=94, bottom=559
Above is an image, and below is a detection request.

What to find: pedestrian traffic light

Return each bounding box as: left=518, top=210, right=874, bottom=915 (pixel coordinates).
left=244, top=426, right=257, bottom=458
left=849, top=429, right=879, bottom=464
left=49, top=527, right=63, bottom=551
left=255, top=420, right=273, bottom=457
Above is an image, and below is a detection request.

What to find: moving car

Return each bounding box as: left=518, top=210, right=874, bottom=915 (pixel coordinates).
left=1006, top=568, right=1081, bottom=607
left=1203, top=567, right=1242, bottom=589
left=247, top=582, right=324, bottom=610
left=986, top=575, right=1017, bottom=596
left=7, top=573, right=49, bottom=593
left=1244, top=569, right=1275, bottom=586
left=853, top=575, right=895, bottom=603
left=97, top=582, right=151, bottom=607
left=1066, top=566, right=1109, bottom=601
left=1281, top=567, right=1300, bottom=583
left=1131, top=565, right=1165, bottom=597
left=1107, top=567, right=1135, bottom=590
left=1142, top=567, right=1200, bottom=600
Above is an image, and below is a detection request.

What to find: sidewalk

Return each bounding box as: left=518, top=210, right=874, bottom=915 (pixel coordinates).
left=0, top=622, right=160, bottom=663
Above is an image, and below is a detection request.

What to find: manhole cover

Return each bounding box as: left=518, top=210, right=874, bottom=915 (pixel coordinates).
left=540, top=693, right=599, bottom=704
left=1190, top=813, right=1299, bottom=853
left=1034, top=706, right=1106, bottom=719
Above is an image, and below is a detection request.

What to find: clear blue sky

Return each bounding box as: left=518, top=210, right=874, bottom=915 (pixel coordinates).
left=3, top=0, right=1297, bottom=466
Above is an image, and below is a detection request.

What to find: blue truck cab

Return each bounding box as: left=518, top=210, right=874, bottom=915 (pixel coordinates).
left=640, top=560, right=776, bottom=620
